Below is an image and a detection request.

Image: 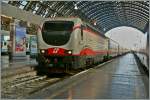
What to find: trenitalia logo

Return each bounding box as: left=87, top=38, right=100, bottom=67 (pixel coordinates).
left=53, top=48, right=59, bottom=53
left=47, top=48, right=67, bottom=55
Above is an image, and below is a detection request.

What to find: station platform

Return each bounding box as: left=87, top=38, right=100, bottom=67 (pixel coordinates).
left=1, top=55, right=37, bottom=78
left=51, top=53, right=149, bottom=99
left=1, top=55, right=37, bottom=70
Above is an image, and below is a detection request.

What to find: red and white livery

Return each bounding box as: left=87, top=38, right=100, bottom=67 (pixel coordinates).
left=36, top=17, right=128, bottom=73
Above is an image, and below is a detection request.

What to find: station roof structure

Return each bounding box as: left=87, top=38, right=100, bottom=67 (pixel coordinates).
left=3, top=1, right=149, bottom=33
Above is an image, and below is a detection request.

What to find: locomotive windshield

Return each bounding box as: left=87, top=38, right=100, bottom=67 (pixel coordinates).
left=42, top=21, right=74, bottom=46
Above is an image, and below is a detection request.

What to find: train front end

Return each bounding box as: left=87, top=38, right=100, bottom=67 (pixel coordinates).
left=36, top=18, right=78, bottom=73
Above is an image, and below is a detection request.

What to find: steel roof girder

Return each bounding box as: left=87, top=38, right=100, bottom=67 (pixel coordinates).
left=97, top=20, right=121, bottom=26
left=84, top=2, right=149, bottom=19
left=79, top=2, right=105, bottom=12
left=89, top=8, right=148, bottom=24
left=123, top=6, right=149, bottom=17
left=89, top=5, right=146, bottom=18
left=95, top=15, right=121, bottom=23
left=97, top=20, right=122, bottom=28
left=98, top=15, right=146, bottom=30
left=84, top=4, right=116, bottom=16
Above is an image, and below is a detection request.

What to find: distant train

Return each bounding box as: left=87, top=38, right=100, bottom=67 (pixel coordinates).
left=36, top=17, right=128, bottom=74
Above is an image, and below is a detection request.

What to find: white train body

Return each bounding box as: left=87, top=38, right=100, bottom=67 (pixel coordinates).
left=36, top=17, right=126, bottom=72
left=108, top=39, right=119, bottom=57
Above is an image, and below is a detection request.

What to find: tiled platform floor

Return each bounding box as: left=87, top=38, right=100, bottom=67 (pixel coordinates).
left=53, top=53, right=149, bottom=99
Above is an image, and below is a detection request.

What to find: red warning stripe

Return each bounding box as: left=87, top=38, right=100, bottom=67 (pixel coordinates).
left=44, top=47, right=114, bottom=56
left=73, top=24, right=100, bottom=36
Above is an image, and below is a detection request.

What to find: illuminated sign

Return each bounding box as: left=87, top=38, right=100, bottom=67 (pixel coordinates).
left=15, top=26, right=26, bottom=53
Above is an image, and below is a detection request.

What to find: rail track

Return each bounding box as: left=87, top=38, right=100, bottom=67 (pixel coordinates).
left=1, top=73, right=62, bottom=99
left=1, top=64, right=79, bottom=99
left=1, top=56, right=119, bottom=99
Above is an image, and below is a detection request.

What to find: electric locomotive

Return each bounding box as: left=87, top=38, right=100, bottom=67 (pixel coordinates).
left=36, top=17, right=119, bottom=73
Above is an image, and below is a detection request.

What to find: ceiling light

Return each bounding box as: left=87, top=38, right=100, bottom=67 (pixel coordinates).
left=103, top=28, right=106, bottom=31
left=74, top=4, right=78, bottom=10
left=94, top=22, right=97, bottom=25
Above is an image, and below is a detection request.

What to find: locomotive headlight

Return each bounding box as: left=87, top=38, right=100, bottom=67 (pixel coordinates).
left=41, top=50, right=45, bottom=53
left=67, top=50, right=72, bottom=54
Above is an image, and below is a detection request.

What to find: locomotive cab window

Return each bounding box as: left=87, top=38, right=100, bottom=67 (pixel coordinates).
left=42, top=21, right=74, bottom=46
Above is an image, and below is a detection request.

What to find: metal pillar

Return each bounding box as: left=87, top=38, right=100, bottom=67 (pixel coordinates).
left=146, top=30, right=149, bottom=67
left=145, top=22, right=149, bottom=67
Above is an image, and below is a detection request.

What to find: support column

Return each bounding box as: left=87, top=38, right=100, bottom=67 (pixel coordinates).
left=146, top=31, right=149, bottom=67
left=144, top=21, right=149, bottom=68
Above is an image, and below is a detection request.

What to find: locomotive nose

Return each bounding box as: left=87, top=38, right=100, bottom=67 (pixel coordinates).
left=46, top=48, right=72, bottom=56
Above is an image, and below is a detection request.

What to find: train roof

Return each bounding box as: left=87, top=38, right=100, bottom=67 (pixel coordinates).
left=83, top=21, right=108, bottom=39
left=44, top=17, right=82, bottom=22
left=44, top=17, right=107, bottom=39
left=109, top=38, right=119, bottom=45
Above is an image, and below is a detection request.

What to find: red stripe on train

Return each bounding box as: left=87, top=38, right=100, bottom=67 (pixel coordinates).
left=80, top=48, right=96, bottom=56
left=45, top=47, right=109, bottom=56
left=73, top=24, right=101, bottom=36
left=73, top=24, right=81, bottom=30
left=47, top=48, right=67, bottom=55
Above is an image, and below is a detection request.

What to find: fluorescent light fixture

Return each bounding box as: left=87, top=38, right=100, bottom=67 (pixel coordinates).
left=94, top=22, right=97, bottom=25
left=74, top=4, right=78, bottom=10
left=103, top=28, right=106, bottom=31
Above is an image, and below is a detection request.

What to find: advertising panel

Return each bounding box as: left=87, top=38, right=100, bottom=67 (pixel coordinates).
left=30, top=35, right=37, bottom=55
left=15, top=26, right=26, bottom=54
